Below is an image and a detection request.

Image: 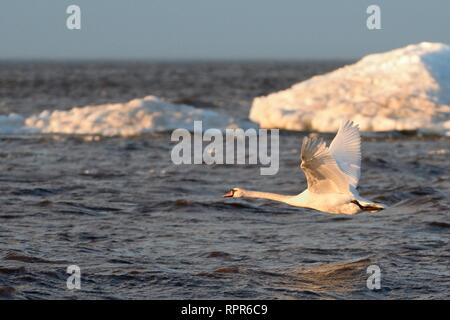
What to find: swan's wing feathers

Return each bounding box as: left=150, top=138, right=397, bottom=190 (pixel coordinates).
left=300, top=136, right=349, bottom=193
left=328, top=120, right=361, bottom=188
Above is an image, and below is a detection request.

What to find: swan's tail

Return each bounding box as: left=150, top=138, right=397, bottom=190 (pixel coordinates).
left=351, top=197, right=385, bottom=212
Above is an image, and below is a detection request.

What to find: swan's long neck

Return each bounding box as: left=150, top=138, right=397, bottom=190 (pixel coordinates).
left=240, top=190, right=294, bottom=204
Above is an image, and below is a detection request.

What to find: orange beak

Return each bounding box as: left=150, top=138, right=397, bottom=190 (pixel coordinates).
left=223, top=189, right=234, bottom=198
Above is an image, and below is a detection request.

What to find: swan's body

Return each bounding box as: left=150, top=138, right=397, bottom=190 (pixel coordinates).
left=224, top=121, right=385, bottom=215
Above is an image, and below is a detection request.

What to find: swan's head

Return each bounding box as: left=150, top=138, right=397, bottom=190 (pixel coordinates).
left=223, top=188, right=244, bottom=198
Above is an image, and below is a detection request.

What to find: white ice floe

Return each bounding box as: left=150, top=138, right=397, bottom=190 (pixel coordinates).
left=0, top=96, right=248, bottom=137
left=250, top=42, right=450, bottom=135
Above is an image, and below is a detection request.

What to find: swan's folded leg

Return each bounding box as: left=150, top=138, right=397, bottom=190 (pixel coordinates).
left=351, top=198, right=385, bottom=211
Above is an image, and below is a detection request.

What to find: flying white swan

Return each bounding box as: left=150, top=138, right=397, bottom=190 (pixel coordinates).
left=223, top=120, right=385, bottom=214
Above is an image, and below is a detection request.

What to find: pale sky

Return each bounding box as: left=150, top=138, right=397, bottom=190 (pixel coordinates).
left=0, top=0, right=449, bottom=60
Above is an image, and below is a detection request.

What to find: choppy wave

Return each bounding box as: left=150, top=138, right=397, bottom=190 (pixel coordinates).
left=0, top=96, right=251, bottom=137
left=250, top=42, right=450, bottom=135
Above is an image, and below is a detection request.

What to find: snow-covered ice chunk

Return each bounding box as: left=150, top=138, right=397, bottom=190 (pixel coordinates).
left=250, top=42, right=450, bottom=135
left=21, top=96, right=249, bottom=137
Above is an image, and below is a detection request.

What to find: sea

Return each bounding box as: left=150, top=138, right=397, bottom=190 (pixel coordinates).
left=0, top=61, right=448, bottom=299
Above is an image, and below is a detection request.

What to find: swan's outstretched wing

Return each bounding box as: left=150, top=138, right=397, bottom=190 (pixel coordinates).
left=300, top=136, right=350, bottom=194
left=328, top=120, right=361, bottom=189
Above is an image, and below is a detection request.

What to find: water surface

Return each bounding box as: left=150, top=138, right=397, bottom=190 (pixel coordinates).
left=0, top=62, right=448, bottom=299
